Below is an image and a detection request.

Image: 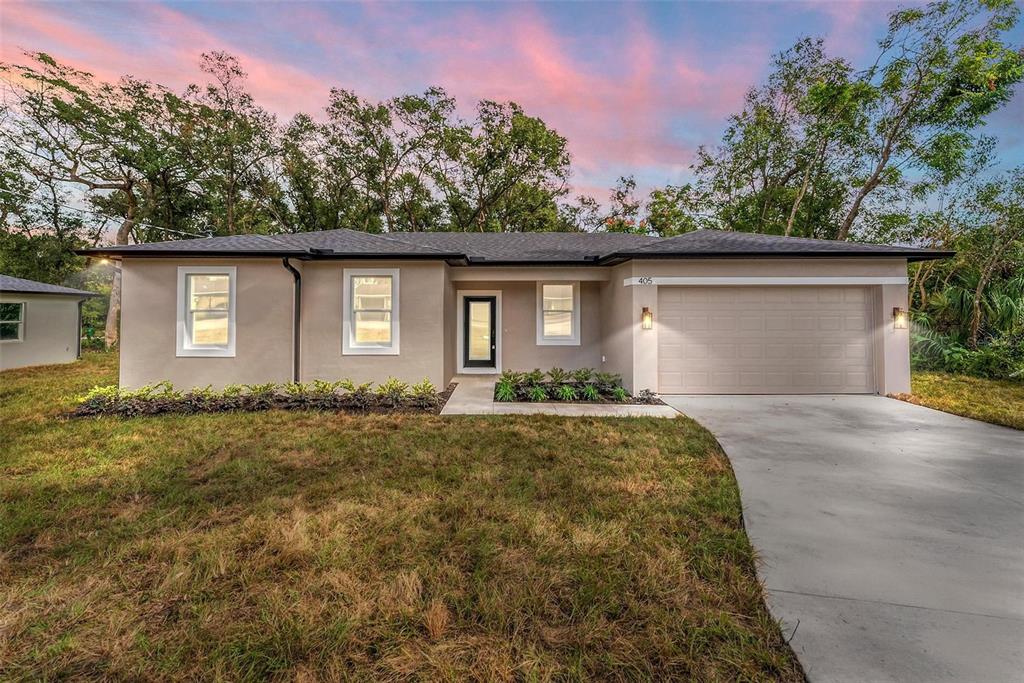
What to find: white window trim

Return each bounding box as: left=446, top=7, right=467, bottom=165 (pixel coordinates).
left=456, top=290, right=502, bottom=374
left=176, top=266, right=236, bottom=358
left=536, top=281, right=580, bottom=346
left=343, top=268, right=400, bottom=356
left=0, top=301, right=25, bottom=343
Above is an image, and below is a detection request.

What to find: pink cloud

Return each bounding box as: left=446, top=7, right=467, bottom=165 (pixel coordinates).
left=0, top=1, right=773, bottom=196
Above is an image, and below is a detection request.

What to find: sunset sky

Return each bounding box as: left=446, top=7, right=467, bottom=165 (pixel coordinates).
left=2, top=0, right=1021, bottom=199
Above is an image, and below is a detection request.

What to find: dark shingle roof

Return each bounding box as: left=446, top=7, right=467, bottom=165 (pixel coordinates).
left=382, top=232, right=660, bottom=263
left=607, top=230, right=951, bottom=262
left=0, top=274, right=98, bottom=297
left=77, top=227, right=951, bottom=263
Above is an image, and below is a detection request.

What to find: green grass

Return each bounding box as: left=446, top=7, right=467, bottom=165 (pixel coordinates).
left=0, top=353, right=801, bottom=681
left=892, top=372, right=1024, bottom=430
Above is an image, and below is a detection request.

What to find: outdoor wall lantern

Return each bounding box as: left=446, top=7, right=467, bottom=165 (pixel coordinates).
left=892, top=307, right=908, bottom=330
left=641, top=306, right=653, bottom=330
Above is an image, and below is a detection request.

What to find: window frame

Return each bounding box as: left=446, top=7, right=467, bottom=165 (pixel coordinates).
left=176, top=266, right=236, bottom=358
left=0, top=301, right=25, bottom=343
left=343, top=268, right=400, bottom=355
left=536, top=281, right=581, bottom=346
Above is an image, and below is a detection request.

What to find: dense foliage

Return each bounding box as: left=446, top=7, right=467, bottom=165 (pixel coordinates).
left=1, top=0, right=1021, bottom=377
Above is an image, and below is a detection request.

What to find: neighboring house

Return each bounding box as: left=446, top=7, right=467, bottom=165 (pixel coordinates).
left=0, top=274, right=98, bottom=371
left=79, top=229, right=950, bottom=395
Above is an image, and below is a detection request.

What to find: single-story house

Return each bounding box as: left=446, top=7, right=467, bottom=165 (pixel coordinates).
left=0, top=274, right=99, bottom=371
left=79, top=229, right=950, bottom=395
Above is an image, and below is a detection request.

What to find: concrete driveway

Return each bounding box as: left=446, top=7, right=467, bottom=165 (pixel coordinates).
left=662, top=395, right=1024, bottom=683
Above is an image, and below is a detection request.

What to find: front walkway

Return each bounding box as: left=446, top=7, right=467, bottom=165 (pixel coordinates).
left=661, top=394, right=1024, bottom=683
left=441, top=376, right=678, bottom=417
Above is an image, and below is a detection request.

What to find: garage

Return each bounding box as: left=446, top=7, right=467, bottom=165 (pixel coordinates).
left=657, top=286, right=876, bottom=394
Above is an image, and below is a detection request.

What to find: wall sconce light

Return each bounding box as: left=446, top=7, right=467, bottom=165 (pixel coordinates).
left=892, top=307, right=908, bottom=330
left=641, top=306, right=653, bottom=330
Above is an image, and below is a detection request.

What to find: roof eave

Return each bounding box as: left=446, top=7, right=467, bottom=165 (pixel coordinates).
left=1, top=289, right=100, bottom=298
left=75, top=248, right=466, bottom=261
left=598, top=250, right=955, bottom=264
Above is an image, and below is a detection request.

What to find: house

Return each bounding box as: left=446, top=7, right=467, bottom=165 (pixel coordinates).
left=79, top=229, right=950, bottom=395
left=0, top=274, right=99, bottom=371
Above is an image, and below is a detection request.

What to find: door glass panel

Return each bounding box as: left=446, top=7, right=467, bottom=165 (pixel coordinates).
left=468, top=301, right=491, bottom=361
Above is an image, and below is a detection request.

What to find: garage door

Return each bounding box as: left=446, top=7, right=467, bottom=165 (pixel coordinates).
left=658, top=286, right=875, bottom=394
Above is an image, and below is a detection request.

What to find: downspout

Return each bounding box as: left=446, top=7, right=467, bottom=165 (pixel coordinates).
left=76, top=299, right=84, bottom=358
left=282, top=258, right=301, bottom=383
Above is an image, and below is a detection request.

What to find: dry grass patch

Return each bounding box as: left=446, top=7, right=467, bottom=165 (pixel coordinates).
left=0, top=353, right=802, bottom=681
left=891, top=371, right=1024, bottom=430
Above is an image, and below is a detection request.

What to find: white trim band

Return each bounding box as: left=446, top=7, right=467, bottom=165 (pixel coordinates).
left=623, top=276, right=909, bottom=287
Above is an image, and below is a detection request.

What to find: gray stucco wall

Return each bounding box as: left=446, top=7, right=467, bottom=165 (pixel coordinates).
left=0, top=293, right=82, bottom=370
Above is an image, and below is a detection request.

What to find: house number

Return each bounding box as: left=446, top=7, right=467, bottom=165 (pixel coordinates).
left=637, top=277, right=654, bottom=285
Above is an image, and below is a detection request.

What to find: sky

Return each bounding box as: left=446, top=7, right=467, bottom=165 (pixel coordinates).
left=1, top=0, right=1022, bottom=201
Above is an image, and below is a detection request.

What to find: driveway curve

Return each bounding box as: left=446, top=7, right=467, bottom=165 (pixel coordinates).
left=662, top=395, right=1024, bottom=683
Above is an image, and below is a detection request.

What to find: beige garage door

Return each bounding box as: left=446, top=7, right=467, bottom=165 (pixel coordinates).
left=658, top=286, right=875, bottom=394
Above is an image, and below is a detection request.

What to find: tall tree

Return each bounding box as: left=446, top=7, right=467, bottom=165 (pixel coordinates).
left=435, top=101, right=571, bottom=232
left=836, top=0, right=1023, bottom=239
left=687, top=38, right=858, bottom=237
left=183, top=52, right=279, bottom=236
left=0, top=52, right=191, bottom=346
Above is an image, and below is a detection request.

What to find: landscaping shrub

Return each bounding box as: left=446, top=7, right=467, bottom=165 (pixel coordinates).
left=72, top=377, right=444, bottom=418
left=492, top=368, right=658, bottom=404
left=911, top=322, right=1024, bottom=380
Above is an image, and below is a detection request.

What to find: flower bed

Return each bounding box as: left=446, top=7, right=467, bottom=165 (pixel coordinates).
left=70, top=378, right=453, bottom=418
left=493, top=368, right=661, bottom=404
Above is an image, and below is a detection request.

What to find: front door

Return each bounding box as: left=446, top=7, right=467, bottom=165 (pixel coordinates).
left=463, top=296, right=496, bottom=368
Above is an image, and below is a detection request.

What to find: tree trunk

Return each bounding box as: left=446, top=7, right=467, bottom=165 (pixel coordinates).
left=969, top=273, right=989, bottom=350
left=104, top=267, right=122, bottom=349
left=104, top=205, right=136, bottom=349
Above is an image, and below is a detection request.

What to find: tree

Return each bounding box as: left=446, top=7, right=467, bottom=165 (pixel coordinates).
left=602, top=176, right=644, bottom=233
left=434, top=100, right=571, bottom=232
left=182, top=52, right=279, bottom=236
left=0, top=52, right=192, bottom=346
left=686, top=38, right=859, bottom=238
left=324, top=87, right=452, bottom=232
left=836, top=0, right=1023, bottom=239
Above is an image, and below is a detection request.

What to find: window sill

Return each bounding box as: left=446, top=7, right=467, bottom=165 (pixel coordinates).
left=176, top=347, right=235, bottom=358
left=536, top=337, right=580, bottom=347
left=342, top=346, right=400, bottom=356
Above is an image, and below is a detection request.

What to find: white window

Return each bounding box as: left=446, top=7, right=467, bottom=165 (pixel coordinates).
left=343, top=268, right=399, bottom=355
left=0, top=302, right=24, bottom=342
left=176, top=266, right=236, bottom=357
left=536, top=281, right=580, bottom=345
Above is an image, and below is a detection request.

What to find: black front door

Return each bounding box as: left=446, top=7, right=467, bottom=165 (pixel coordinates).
left=463, top=296, right=496, bottom=368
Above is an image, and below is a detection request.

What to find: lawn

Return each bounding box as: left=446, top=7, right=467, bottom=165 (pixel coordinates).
left=0, top=353, right=801, bottom=681
left=893, top=372, right=1024, bottom=430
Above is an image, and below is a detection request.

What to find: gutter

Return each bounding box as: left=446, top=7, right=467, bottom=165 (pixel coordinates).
left=281, top=258, right=302, bottom=383
left=597, top=250, right=957, bottom=265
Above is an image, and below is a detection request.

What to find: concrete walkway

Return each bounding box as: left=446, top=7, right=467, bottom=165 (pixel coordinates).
left=441, top=376, right=678, bottom=417
left=661, top=394, right=1024, bottom=683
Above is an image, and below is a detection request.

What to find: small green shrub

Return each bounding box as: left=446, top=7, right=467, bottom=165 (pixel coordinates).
left=581, top=384, right=600, bottom=401
left=555, top=384, right=578, bottom=401
left=494, top=378, right=517, bottom=402
left=526, top=385, right=547, bottom=402
left=410, top=378, right=439, bottom=408
left=571, top=368, right=594, bottom=384
left=547, top=367, right=570, bottom=384
left=610, top=387, right=629, bottom=402
left=376, top=377, right=409, bottom=407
